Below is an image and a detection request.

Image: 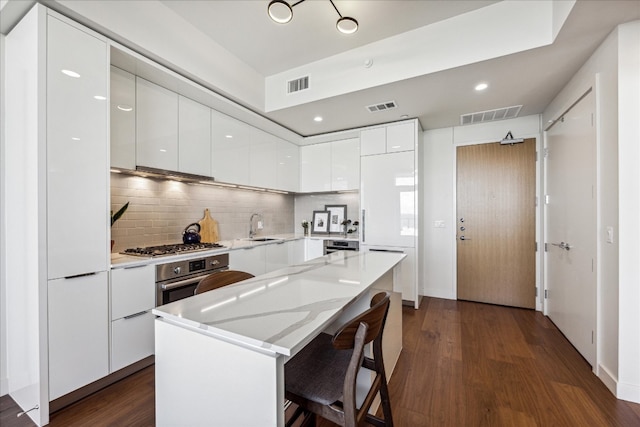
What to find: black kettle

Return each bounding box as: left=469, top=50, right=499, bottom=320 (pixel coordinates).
left=183, top=223, right=201, bottom=244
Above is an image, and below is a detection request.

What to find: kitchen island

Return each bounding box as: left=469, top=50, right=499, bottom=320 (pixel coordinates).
left=152, top=250, right=405, bottom=427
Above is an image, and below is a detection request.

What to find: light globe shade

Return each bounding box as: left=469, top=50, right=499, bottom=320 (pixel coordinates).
left=336, top=17, right=358, bottom=34
left=268, top=0, right=293, bottom=24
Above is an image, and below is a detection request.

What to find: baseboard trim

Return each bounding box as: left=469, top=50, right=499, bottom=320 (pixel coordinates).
left=597, top=364, right=617, bottom=397
left=50, top=356, right=154, bottom=413
left=617, top=381, right=640, bottom=404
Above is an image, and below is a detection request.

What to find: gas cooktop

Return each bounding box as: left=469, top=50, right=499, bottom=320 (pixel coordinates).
left=121, top=242, right=225, bottom=257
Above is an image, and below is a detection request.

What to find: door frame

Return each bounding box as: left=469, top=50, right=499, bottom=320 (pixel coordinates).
left=452, top=135, right=544, bottom=312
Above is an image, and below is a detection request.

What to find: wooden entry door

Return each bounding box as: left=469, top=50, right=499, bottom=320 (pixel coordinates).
left=456, top=139, right=536, bottom=308
left=545, top=90, right=596, bottom=367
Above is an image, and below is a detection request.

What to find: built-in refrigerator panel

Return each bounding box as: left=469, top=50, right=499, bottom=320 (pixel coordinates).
left=360, top=151, right=416, bottom=248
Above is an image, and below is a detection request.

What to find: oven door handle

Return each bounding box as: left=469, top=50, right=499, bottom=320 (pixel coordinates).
left=160, top=273, right=220, bottom=291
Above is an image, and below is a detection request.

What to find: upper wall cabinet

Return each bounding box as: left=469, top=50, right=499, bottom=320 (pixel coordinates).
left=179, top=95, right=211, bottom=176
left=360, top=121, right=415, bottom=156
left=47, top=15, right=109, bottom=279
left=211, top=109, right=251, bottom=186
left=250, top=128, right=278, bottom=189
left=331, top=137, right=359, bottom=191
left=136, top=77, right=179, bottom=171
left=110, top=66, right=136, bottom=170
left=300, top=143, right=331, bottom=192
left=276, top=139, right=300, bottom=193
left=300, top=137, right=359, bottom=193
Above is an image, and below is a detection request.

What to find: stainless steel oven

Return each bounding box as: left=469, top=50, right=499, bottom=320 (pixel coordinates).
left=156, top=253, right=229, bottom=306
left=323, top=239, right=359, bottom=255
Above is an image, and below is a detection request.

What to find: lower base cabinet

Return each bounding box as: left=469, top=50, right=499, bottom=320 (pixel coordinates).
left=111, top=311, right=155, bottom=372
left=110, top=265, right=155, bottom=372
left=229, top=245, right=267, bottom=277
left=304, top=238, right=324, bottom=261
left=48, top=272, right=109, bottom=400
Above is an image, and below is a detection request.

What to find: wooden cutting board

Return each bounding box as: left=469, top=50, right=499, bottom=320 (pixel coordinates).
left=198, top=209, right=219, bottom=243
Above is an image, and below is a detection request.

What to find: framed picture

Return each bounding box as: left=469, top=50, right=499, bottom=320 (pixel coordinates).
left=312, top=210, right=330, bottom=234
left=325, top=204, right=347, bottom=233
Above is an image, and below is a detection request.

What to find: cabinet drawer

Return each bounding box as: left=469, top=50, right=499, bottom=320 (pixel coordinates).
left=111, top=311, right=155, bottom=372
left=111, top=265, right=155, bottom=320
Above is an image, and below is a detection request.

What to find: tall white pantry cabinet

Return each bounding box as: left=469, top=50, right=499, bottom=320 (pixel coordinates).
left=5, top=5, right=109, bottom=425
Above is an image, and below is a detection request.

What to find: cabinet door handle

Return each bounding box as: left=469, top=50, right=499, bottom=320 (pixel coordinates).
left=123, top=264, right=147, bottom=270
left=64, top=272, right=97, bottom=280
left=124, top=310, right=149, bottom=320
left=362, top=209, right=366, bottom=243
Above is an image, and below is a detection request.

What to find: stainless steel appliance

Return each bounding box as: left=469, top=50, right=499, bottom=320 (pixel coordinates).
left=122, top=242, right=224, bottom=257
left=156, top=253, right=229, bottom=306
left=324, top=239, right=359, bottom=255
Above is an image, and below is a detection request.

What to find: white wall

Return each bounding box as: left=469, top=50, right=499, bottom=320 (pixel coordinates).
left=420, top=115, right=542, bottom=302
left=542, top=20, right=639, bottom=403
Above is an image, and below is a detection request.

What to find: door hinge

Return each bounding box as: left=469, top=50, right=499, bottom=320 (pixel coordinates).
left=535, top=287, right=538, bottom=297
left=543, top=147, right=549, bottom=158
left=535, top=242, right=538, bottom=252
left=544, top=243, right=548, bottom=252
left=592, top=330, right=594, bottom=344
left=544, top=289, right=548, bottom=299
left=545, top=194, right=550, bottom=205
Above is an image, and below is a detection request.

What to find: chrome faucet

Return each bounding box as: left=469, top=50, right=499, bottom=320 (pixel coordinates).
left=249, top=213, right=263, bottom=239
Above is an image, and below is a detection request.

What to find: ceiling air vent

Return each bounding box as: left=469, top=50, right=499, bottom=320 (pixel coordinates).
left=366, top=100, right=397, bottom=113
left=287, top=76, right=309, bottom=93
left=460, top=105, right=522, bottom=125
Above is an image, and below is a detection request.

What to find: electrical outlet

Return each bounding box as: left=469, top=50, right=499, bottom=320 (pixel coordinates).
left=433, top=220, right=445, bottom=228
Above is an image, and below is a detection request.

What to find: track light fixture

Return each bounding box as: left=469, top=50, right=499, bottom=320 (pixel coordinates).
left=268, top=0, right=358, bottom=34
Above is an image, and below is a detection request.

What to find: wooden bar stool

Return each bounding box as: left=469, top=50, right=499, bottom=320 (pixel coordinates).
left=285, top=292, right=393, bottom=427
left=193, top=270, right=254, bottom=295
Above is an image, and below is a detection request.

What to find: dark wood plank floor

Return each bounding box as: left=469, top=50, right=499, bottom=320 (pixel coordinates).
left=2, top=297, right=639, bottom=426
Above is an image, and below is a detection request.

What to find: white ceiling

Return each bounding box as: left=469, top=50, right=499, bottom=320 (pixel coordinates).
left=158, top=0, right=639, bottom=136
left=3, top=0, right=639, bottom=138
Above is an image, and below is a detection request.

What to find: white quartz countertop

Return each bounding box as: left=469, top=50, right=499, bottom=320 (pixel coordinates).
left=152, top=250, right=404, bottom=357
left=110, top=233, right=358, bottom=269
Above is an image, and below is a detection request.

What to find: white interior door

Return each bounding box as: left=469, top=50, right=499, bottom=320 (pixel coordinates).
left=545, top=90, right=596, bottom=367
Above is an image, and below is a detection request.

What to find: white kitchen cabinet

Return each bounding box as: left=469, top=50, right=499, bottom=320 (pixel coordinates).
left=110, top=265, right=155, bottom=321
left=211, top=110, right=251, bottom=185
left=265, top=241, right=289, bottom=273
left=360, top=121, right=415, bottom=156
left=110, top=66, right=136, bottom=170
left=136, top=77, right=178, bottom=171
left=361, top=245, right=416, bottom=303
left=300, top=143, right=332, bottom=192
left=331, top=137, right=360, bottom=191
left=288, top=239, right=305, bottom=265
left=304, top=238, right=325, bottom=261
left=230, top=245, right=267, bottom=277
left=276, top=139, right=300, bottom=192
left=48, top=272, right=109, bottom=400
left=360, top=127, right=386, bottom=156
left=361, top=151, right=416, bottom=248
left=250, top=128, right=278, bottom=189
left=386, top=121, right=416, bottom=153
left=179, top=96, right=211, bottom=176
left=47, top=13, right=109, bottom=280
left=110, top=264, right=155, bottom=372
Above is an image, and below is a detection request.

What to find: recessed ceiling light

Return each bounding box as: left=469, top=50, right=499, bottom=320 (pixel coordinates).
left=61, top=69, right=80, bottom=78
left=225, top=135, right=233, bottom=139
left=314, top=116, right=323, bottom=122
left=94, top=95, right=106, bottom=101
left=475, top=83, right=488, bottom=91
left=117, top=104, right=133, bottom=112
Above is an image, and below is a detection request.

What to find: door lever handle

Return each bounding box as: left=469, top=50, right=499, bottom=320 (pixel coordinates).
left=459, top=235, right=471, bottom=241
left=551, top=241, right=571, bottom=251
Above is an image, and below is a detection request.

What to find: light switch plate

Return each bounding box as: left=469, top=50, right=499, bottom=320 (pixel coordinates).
left=433, top=220, right=445, bottom=228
